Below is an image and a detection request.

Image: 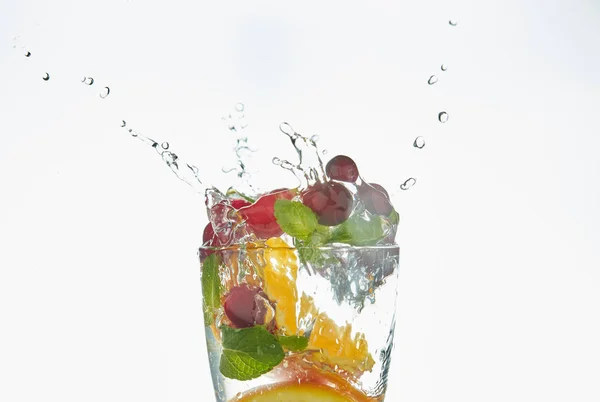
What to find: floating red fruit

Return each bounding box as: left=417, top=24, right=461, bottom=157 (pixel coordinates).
left=230, top=199, right=252, bottom=210
left=325, top=155, right=359, bottom=183
left=302, top=182, right=353, bottom=226
left=224, top=285, right=273, bottom=328
left=238, top=189, right=296, bottom=239
left=358, top=182, right=393, bottom=216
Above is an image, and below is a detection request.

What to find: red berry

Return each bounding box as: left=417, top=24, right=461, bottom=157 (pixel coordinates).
left=224, top=285, right=258, bottom=328
left=238, top=189, right=295, bottom=239
left=230, top=199, right=252, bottom=209
left=358, top=182, right=393, bottom=216
left=302, top=182, right=353, bottom=226
left=326, top=155, right=359, bottom=183
left=200, top=223, right=217, bottom=261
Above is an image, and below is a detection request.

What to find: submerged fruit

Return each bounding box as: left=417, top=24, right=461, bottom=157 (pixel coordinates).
left=302, top=182, right=353, bottom=226
left=358, top=182, right=393, bottom=216
left=238, top=383, right=353, bottom=402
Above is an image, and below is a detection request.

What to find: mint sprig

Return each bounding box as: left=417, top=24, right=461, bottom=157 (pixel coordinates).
left=330, top=214, right=385, bottom=246
left=219, top=326, right=285, bottom=381
left=273, top=199, right=318, bottom=241
left=201, top=253, right=221, bottom=325
left=277, top=335, right=309, bottom=352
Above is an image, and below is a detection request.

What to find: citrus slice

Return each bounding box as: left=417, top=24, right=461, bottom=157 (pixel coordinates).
left=237, top=383, right=352, bottom=402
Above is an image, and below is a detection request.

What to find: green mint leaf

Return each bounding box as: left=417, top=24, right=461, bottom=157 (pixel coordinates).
left=330, top=214, right=385, bottom=246
left=298, top=225, right=331, bottom=267
left=388, top=209, right=400, bottom=225
left=274, top=199, right=318, bottom=241
left=219, top=326, right=285, bottom=380
left=277, top=335, right=309, bottom=352
left=201, top=253, right=221, bottom=325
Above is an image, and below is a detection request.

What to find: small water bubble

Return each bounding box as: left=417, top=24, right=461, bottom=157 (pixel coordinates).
left=449, top=20, right=458, bottom=26
left=438, top=111, right=449, bottom=123
left=428, top=75, right=438, bottom=85
left=235, top=102, right=245, bottom=112
left=310, top=135, right=319, bottom=142
left=400, top=178, right=417, bottom=191
left=322, top=149, right=328, bottom=155
left=413, top=136, right=426, bottom=149
left=441, top=63, right=448, bottom=71
left=42, top=73, right=50, bottom=81
left=272, top=157, right=282, bottom=166
left=82, top=76, right=94, bottom=85
left=24, top=50, right=31, bottom=57
left=99, top=87, right=110, bottom=98
left=121, top=120, right=126, bottom=127
left=161, top=142, right=169, bottom=150
left=279, top=122, right=296, bottom=137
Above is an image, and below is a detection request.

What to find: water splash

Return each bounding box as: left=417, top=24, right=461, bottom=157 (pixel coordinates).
left=99, top=87, right=110, bottom=98
left=276, top=122, right=327, bottom=186
left=42, top=73, right=50, bottom=81
left=428, top=75, right=438, bottom=85
left=121, top=120, right=127, bottom=128
left=413, top=136, right=425, bottom=149
left=438, top=111, right=449, bottom=123
left=81, top=76, right=94, bottom=85
left=400, top=178, right=416, bottom=191
left=24, top=50, right=31, bottom=58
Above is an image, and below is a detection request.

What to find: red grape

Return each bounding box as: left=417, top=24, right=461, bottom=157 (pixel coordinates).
left=239, top=189, right=295, bottom=239
left=325, top=155, right=359, bottom=183
left=224, top=285, right=257, bottom=328
left=358, top=182, right=393, bottom=216
left=230, top=199, right=252, bottom=209
left=302, top=182, right=353, bottom=226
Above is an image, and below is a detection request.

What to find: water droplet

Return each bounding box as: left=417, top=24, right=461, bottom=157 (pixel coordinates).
left=121, top=120, right=126, bottom=127
left=322, top=149, right=328, bottom=155
left=310, top=135, right=319, bottom=142
left=279, top=122, right=296, bottom=137
left=438, top=111, right=449, bottom=123
left=400, top=178, right=416, bottom=191
left=441, top=63, right=448, bottom=71
left=42, top=73, right=50, bottom=81
left=81, top=76, right=94, bottom=85
left=99, top=87, right=110, bottom=98
left=24, top=50, right=31, bottom=57
left=161, top=142, right=169, bottom=150
left=235, top=102, right=244, bottom=112
left=413, top=136, right=426, bottom=149
left=449, top=20, right=458, bottom=26
left=272, top=157, right=282, bottom=166
left=428, top=75, right=438, bottom=85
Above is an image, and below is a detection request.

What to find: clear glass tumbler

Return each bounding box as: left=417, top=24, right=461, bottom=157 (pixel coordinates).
left=199, top=243, right=400, bottom=402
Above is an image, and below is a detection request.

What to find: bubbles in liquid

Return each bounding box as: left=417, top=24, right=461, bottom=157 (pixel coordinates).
left=24, top=50, right=31, bottom=57
left=438, top=111, right=449, bottom=123
left=99, top=87, right=110, bottom=98
left=441, top=63, right=448, bottom=71
left=449, top=20, right=458, bottom=26
left=81, top=76, right=94, bottom=85
left=121, top=120, right=127, bottom=127
left=400, top=178, right=416, bottom=191
left=413, top=136, right=426, bottom=149
left=42, top=73, right=50, bottom=81
left=235, top=102, right=245, bottom=112
left=428, top=75, right=438, bottom=85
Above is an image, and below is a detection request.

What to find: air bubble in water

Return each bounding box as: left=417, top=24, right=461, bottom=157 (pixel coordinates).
left=42, top=73, right=50, bottom=81
left=121, top=120, right=127, bottom=127
left=235, top=103, right=245, bottom=112
left=441, top=63, right=448, bottom=71
left=82, top=76, right=94, bottom=85
left=449, top=20, right=458, bottom=26
left=413, top=136, right=425, bottom=149
left=400, top=178, right=416, bottom=191
left=99, top=87, right=110, bottom=98
left=428, top=75, right=438, bottom=85
left=24, top=50, right=31, bottom=57
left=438, top=111, right=449, bottom=123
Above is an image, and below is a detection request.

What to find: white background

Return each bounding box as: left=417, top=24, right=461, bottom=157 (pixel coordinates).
left=1, top=0, right=600, bottom=401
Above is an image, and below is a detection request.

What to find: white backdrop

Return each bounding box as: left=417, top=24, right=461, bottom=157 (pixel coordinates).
left=1, top=0, right=599, bottom=401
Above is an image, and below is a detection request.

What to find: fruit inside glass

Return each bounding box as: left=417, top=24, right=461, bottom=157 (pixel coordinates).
left=199, top=143, right=401, bottom=401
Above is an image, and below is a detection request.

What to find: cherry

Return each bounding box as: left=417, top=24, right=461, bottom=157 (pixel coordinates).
left=230, top=199, right=252, bottom=210
left=325, top=155, right=359, bottom=183
left=224, top=285, right=273, bottom=328
left=302, top=182, right=353, bottom=226
left=358, top=182, right=393, bottom=216
left=200, top=223, right=219, bottom=261
left=239, top=189, right=295, bottom=239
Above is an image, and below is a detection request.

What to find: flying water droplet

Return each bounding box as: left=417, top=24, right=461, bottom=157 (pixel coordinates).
left=428, top=75, right=438, bottom=85
left=235, top=102, right=245, bottom=112
left=99, top=87, right=110, bottom=98
left=310, top=135, right=320, bottom=143
left=121, top=120, right=127, bottom=127
left=279, top=122, right=296, bottom=137
left=322, top=149, right=328, bottom=155
left=413, top=136, right=426, bottom=149
left=438, top=111, right=449, bottom=123
left=42, top=73, right=50, bottom=81
left=24, top=50, right=31, bottom=57
left=272, top=157, right=282, bottom=166
left=441, top=63, right=448, bottom=71
left=81, top=76, right=94, bottom=85
left=449, top=20, right=458, bottom=26
left=400, top=178, right=416, bottom=191
left=161, top=142, right=169, bottom=150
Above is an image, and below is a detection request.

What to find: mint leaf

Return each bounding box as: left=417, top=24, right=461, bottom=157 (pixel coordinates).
left=274, top=199, right=318, bottom=241
left=330, top=214, right=385, bottom=246
left=201, top=254, right=221, bottom=325
left=278, top=335, right=309, bottom=352
left=219, top=326, right=285, bottom=380
left=388, top=209, right=400, bottom=225
left=298, top=225, right=331, bottom=266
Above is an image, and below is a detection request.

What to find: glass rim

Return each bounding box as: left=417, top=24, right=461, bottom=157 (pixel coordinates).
left=198, top=244, right=399, bottom=251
